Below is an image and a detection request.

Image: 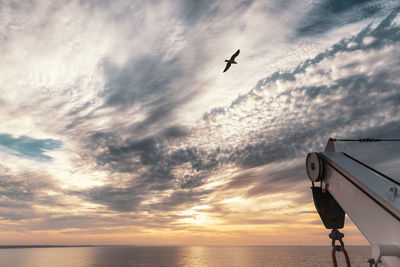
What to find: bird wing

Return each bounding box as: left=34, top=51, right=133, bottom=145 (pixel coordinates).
left=223, top=62, right=231, bottom=73
left=230, top=49, right=240, bottom=60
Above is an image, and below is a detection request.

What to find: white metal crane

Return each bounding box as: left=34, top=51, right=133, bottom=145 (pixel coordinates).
left=306, top=139, right=400, bottom=266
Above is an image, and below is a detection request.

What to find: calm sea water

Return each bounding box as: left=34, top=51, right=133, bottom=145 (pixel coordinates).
left=0, top=246, right=370, bottom=267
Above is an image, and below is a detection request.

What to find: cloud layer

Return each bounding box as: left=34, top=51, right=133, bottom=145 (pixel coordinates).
left=0, top=0, right=399, bottom=245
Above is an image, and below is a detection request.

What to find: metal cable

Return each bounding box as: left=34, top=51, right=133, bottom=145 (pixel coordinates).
left=331, top=138, right=400, bottom=142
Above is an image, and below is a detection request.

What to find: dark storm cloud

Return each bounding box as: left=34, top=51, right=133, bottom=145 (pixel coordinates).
left=0, top=134, right=61, bottom=161
left=297, top=0, right=387, bottom=36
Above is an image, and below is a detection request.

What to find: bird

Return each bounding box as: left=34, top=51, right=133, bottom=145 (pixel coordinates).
left=223, top=49, right=240, bottom=73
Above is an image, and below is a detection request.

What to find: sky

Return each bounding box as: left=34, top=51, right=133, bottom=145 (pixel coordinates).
left=0, top=0, right=399, bottom=246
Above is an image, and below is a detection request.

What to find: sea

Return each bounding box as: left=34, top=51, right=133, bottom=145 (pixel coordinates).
left=0, top=246, right=370, bottom=267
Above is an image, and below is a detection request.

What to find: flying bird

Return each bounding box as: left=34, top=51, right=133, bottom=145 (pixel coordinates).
left=223, top=49, right=240, bottom=73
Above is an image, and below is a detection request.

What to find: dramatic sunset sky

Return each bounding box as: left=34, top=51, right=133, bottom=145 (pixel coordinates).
left=0, top=0, right=400, bottom=245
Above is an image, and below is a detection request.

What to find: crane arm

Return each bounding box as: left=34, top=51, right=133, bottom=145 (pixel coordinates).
left=307, top=140, right=400, bottom=266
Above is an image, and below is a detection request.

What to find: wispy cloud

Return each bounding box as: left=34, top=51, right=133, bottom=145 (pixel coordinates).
left=296, top=0, right=399, bottom=36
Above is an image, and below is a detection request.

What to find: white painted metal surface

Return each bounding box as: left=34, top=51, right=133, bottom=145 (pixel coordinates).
left=318, top=151, right=400, bottom=266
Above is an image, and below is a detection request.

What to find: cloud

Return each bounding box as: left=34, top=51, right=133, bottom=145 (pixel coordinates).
left=82, top=5, right=400, bottom=212
left=0, top=0, right=398, bottom=244
left=179, top=0, right=219, bottom=25
left=83, top=186, right=144, bottom=212
left=78, top=127, right=218, bottom=211
left=102, top=55, right=183, bottom=110
left=296, top=0, right=398, bottom=36
left=0, top=170, right=59, bottom=222
left=223, top=161, right=305, bottom=197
